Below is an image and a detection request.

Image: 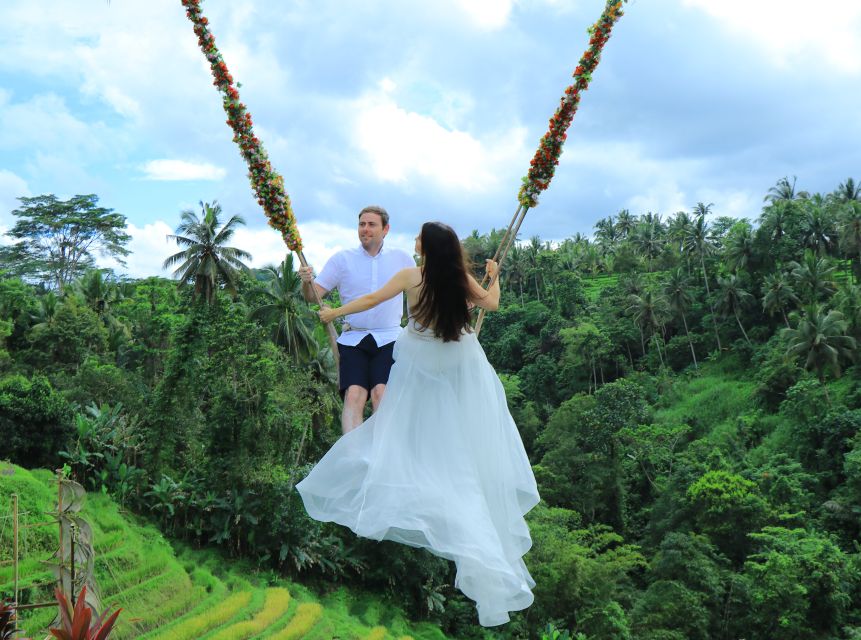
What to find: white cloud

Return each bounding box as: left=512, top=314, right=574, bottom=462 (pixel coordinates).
left=0, top=170, right=30, bottom=243
left=0, top=92, right=111, bottom=155
left=352, top=92, right=527, bottom=192
left=693, top=188, right=759, bottom=221
left=684, top=0, right=861, bottom=74
left=452, top=0, right=515, bottom=30
left=560, top=140, right=762, bottom=221
left=97, top=220, right=175, bottom=279
left=561, top=140, right=703, bottom=214
left=141, top=160, right=227, bottom=182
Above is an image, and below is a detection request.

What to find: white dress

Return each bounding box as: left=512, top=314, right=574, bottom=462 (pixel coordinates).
left=296, top=321, right=540, bottom=627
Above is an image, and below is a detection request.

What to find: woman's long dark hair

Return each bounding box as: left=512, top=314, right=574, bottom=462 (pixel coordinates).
left=413, top=222, right=473, bottom=342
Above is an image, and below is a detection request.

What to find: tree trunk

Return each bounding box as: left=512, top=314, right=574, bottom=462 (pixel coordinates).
left=734, top=308, right=751, bottom=345
left=652, top=332, right=665, bottom=367
left=701, top=254, right=722, bottom=350
left=782, top=309, right=790, bottom=329
left=682, top=311, right=698, bottom=370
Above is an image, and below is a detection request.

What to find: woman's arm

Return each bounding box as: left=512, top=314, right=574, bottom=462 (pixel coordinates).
left=467, top=260, right=500, bottom=311
left=319, top=268, right=415, bottom=323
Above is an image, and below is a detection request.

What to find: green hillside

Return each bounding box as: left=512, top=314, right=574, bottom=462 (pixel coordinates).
left=0, top=464, right=449, bottom=640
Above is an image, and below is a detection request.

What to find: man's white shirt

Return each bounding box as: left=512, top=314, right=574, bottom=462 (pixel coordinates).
left=315, top=244, right=415, bottom=347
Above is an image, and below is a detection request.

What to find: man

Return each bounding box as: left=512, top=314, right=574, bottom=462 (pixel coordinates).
left=299, top=205, right=415, bottom=434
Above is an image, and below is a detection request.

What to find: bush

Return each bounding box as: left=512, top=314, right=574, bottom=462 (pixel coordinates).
left=0, top=374, right=73, bottom=468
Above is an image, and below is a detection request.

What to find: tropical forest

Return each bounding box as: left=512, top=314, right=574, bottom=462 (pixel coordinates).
left=2, top=175, right=861, bottom=639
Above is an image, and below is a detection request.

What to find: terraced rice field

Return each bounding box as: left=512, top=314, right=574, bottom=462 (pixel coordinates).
left=0, top=465, right=449, bottom=640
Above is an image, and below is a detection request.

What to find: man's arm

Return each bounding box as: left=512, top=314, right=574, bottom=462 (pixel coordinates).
left=298, top=265, right=329, bottom=302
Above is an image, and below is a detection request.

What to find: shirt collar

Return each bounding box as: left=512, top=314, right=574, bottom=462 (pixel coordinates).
left=360, top=241, right=385, bottom=258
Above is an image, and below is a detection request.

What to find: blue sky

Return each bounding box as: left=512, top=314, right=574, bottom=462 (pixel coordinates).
left=2, top=0, right=860, bottom=278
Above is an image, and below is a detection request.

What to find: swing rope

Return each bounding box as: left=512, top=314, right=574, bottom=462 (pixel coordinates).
left=182, top=0, right=628, bottom=348
left=181, top=0, right=340, bottom=363
left=474, top=0, right=629, bottom=337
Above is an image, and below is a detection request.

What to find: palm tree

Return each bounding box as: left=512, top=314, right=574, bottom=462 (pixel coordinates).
left=764, top=176, right=808, bottom=203
left=527, top=236, right=543, bottom=301
left=594, top=216, right=618, bottom=245
left=663, top=267, right=697, bottom=369
left=761, top=271, right=799, bottom=328
left=72, top=269, right=126, bottom=320
left=683, top=208, right=722, bottom=350
left=632, top=218, right=663, bottom=273
left=800, top=198, right=838, bottom=256
left=788, top=250, right=837, bottom=304
left=667, top=211, right=693, bottom=256
left=163, top=201, right=252, bottom=304
left=615, top=209, right=636, bottom=239
left=833, top=177, right=861, bottom=203
left=758, top=200, right=791, bottom=244
left=838, top=200, right=861, bottom=282
left=783, top=305, right=856, bottom=392
left=248, top=254, right=318, bottom=365
left=834, top=284, right=861, bottom=342
left=30, top=291, right=59, bottom=331
left=724, top=225, right=755, bottom=273
left=620, top=272, right=646, bottom=298
left=717, top=274, right=754, bottom=345
left=626, top=289, right=669, bottom=366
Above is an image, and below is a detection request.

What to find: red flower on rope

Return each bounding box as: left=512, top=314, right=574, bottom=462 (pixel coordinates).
left=518, top=0, right=627, bottom=208
left=181, top=0, right=303, bottom=252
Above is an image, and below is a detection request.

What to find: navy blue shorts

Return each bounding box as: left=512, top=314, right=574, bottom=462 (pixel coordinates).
left=338, top=334, right=395, bottom=395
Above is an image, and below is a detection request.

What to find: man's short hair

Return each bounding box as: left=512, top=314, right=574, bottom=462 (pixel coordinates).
left=358, top=205, right=389, bottom=227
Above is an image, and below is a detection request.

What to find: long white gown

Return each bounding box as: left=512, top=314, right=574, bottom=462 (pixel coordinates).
left=296, top=321, right=540, bottom=627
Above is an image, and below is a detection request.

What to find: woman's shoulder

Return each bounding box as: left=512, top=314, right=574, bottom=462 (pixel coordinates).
left=400, top=266, right=422, bottom=285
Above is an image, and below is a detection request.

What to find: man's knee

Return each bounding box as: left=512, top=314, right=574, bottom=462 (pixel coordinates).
left=370, top=384, right=386, bottom=408
left=344, top=385, right=369, bottom=408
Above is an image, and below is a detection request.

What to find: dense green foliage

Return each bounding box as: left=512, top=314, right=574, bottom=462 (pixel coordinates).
left=0, top=464, right=448, bottom=640
left=2, top=178, right=861, bottom=638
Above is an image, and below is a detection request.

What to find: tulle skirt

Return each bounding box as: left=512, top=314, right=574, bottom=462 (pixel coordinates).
left=296, top=323, right=539, bottom=626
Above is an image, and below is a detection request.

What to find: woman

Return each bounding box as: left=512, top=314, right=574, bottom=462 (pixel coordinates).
left=296, top=222, right=539, bottom=627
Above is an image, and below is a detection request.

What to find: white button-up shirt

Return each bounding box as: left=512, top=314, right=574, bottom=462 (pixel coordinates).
left=315, top=244, right=416, bottom=347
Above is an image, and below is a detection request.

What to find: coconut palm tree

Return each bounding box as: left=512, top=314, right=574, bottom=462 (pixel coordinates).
left=667, top=211, right=693, bottom=257
left=788, top=250, right=837, bottom=304
left=764, top=176, right=808, bottom=203
left=663, top=267, right=698, bottom=369
left=783, top=305, right=856, bottom=390
left=527, top=235, right=544, bottom=301
left=163, top=201, right=252, bottom=304
left=594, top=216, right=618, bottom=245
left=838, top=200, right=861, bottom=282
left=73, top=269, right=117, bottom=315
left=758, top=200, right=791, bottom=244
left=800, top=198, right=838, bottom=256
left=683, top=208, right=722, bottom=350
left=248, top=254, right=318, bottom=365
left=724, top=224, right=755, bottom=273
left=626, top=289, right=669, bottom=366
left=761, top=271, right=799, bottom=328
left=632, top=218, right=663, bottom=273
left=615, top=209, right=636, bottom=239
left=717, top=274, right=754, bottom=345
left=506, top=244, right=529, bottom=303
left=833, top=177, right=861, bottom=203
left=834, top=284, right=861, bottom=342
